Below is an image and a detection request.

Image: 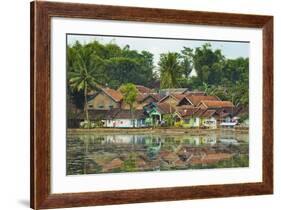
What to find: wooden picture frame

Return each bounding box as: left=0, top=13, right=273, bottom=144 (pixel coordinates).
left=30, top=1, right=273, bottom=209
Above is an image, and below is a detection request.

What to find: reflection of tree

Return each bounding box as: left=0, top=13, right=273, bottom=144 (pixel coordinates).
left=66, top=132, right=249, bottom=174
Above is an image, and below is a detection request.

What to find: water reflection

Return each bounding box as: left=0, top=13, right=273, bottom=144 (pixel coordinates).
left=67, top=131, right=249, bottom=175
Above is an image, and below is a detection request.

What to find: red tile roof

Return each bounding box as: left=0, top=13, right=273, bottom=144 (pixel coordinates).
left=157, top=102, right=176, bottom=114
left=102, top=88, right=123, bottom=102
left=171, top=93, right=188, bottom=101
left=200, top=109, right=217, bottom=118
left=135, top=85, right=152, bottom=93
left=176, top=107, right=217, bottom=118
left=193, top=108, right=207, bottom=117
left=186, top=95, right=220, bottom=106
left=136, top=93, right=162, bottom=102
left=200, top=100, right=235, bottom=108
left=182, top=90, right=206, bottom=96
left=176, top=107, right=199, bottom=118
left=159, top=93, right=188, bottom=103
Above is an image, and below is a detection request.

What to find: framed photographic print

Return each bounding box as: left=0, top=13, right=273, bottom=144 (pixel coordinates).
left=30, top=1, right=273, bottom=209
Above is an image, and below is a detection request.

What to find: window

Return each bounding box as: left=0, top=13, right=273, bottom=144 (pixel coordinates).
left=184, top=119, right=190, bottom=124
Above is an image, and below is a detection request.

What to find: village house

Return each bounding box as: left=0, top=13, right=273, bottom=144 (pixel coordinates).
left=158, top=93, right=188, bottom=108
left=70, top=83, right=244, bottom=129
left=121, top=92, right=162, bottom=110
left=197, top=100, right=237, bottom=127
left=199, top=109, right=218, bottom=129
left=87, top=88, right=123, bottom=110
left=159, top=93, right=220, bottom=108
left=174, top=107, right=200, bottom=128
left=105, top=109, right=146, bottom=128
left=197, top=100, right=234, bottom=110
left=67, top=109, right=110, bottom=128
left=177, top=95, right=220, bottom=107
left=174, top=107, right=217, bottom=129
left=144, top=102, right=176, bottom=126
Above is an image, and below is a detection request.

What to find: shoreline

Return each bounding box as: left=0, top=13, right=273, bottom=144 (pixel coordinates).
left=67, top=127, right=249, bottom=135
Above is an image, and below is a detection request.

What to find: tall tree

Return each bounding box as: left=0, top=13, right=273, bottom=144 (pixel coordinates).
left=193, top=43, right=225, bottom=84
left=180, top=47, right=194, bottom=78
left=158, top=52, right=182, bottom=88
left=67, top=42, right=101, bottom=123
left=119, top=83, right=138, bottom=127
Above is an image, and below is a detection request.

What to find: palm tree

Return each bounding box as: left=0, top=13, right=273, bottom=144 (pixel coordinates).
left=159, top=52, right=181, bottom=89
left=159, top=53, right=181, bottom=120
left=119, top=83, right=138, bottom=127
left=68, top=44, right=101, bottom=124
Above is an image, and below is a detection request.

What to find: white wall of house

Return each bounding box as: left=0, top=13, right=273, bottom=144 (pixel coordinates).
left=106, top=119, right=146, bottom=128
left=106, top=119, right=135, bottom=128
left=202, top=117, right=217, bottom=129
left=193, top=117, right=200, bottom=127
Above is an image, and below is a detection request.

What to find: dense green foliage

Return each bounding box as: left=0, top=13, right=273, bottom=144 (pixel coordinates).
left=67, top=42, right=102, bottom=122
left=119, top=83, right=138, bottom=108
left=68, top=41, right=155, bottom=89
left=158, top=43, right=249, bottom=107
left=67, top=40, right=249, bottom=121
left=159, top=52, right=182, bottom=88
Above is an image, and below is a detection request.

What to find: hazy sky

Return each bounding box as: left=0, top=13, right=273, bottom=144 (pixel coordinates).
left=67, top=34, right=249, bottom=68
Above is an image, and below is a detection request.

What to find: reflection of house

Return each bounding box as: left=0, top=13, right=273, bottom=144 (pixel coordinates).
left=87, top=88, right=123, bottom=110
left=105, top=109, right=146, bottom=128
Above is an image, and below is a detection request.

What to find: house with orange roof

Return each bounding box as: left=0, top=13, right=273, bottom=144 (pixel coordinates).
left=174, top=107, right=201, bottom=128
left=173, top=107, right=218, bottom=129
left=105, top=109, right=147, bottom=128
left=197, top=100, right=234, bottom=110
left=121, top=92, right=162, bottom=110
left=87, top=87, right=123, bottom=110
left=158, top=93, right=189, bottom=108
left=159, top=93, right=221, bottom=108
left=197, top=100, right=238, bottom=127
left=143, top=102, right=176, bottom=126
left=177, top=95, right=220, bottom=106
left=197, top=109, right=218, bottom=129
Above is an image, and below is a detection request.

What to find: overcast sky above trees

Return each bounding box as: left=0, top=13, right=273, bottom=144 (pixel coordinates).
left=67, top=34, right=249, bottom=68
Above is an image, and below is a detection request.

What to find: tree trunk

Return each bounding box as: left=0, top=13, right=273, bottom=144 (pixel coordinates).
left=168, top=89, right=172, bottom=127
left=130, top=105, right=135, bottom=128
left=84, top=83, right=89, bottom=122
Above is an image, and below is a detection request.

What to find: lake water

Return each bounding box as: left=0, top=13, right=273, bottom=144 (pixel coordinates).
left=66, top=130, right=249, bottom=175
